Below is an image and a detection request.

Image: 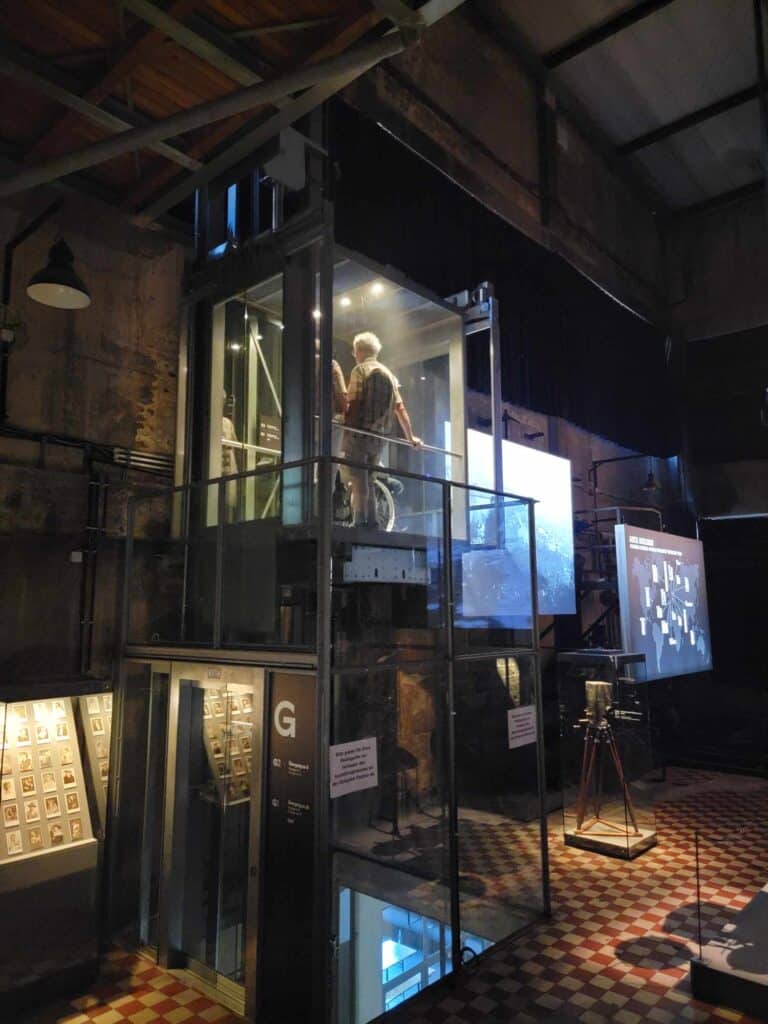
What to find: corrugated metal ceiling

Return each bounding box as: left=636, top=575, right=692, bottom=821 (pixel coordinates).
left=481, top=0, right=763, bottom=209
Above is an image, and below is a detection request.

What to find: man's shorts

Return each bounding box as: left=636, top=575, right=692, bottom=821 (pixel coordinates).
left=343, top=434, right=384, bottom=466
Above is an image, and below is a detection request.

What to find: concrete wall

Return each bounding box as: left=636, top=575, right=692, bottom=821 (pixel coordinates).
left=0, top=194, right=185, bottom=684
left=344, top=9, right=665, bottom=322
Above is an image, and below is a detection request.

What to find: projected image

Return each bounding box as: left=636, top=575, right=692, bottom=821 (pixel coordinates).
left=466, top=430, right=576, bottom=616
left=615, top=525, right=713, bottom=680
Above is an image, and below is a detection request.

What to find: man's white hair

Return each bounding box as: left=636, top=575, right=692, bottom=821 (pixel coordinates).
left=353, top=331, right=382, bottom=359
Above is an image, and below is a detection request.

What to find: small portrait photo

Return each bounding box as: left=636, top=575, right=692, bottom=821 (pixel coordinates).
left=1, top=753, right=12, bottom=776
left=91, top=717, right=105, bottom=736
left=232, top=757, right=245, bottom=776
left=212, top=700, right=224, bottom=717
left=45, top=795, right=61, bottom=818
left=65, top=792, right=80, bottom=813
left=49, top=822, right=64, bottom=846
left=41, top=771, right=57, bottom=793
left=55, top=722, right=69, bottom=741
left=241, top=694, right=253, bottom=714
left=32, top=702, right=47, bottom=721
left=3, top=803, right=19, bottom=828
left=229, top=739, right=240, bottom=756
left=1, top=777, right=16, bottom=801
left=52, top=700, right=67, bottom=719
left=35, top=724, right=50, bottom=744
left=216, top=762, right=231, bottom=779
left=62, top=768, right=76, bottom=789
left=20, top=774, right=36, bottom=796
left=103, top=694, right=112, bottom=713
left=17, top=751, right=32, bottom=772
left=70, top=818, right=83, bottom=841
left=16, top=726, right=31, bottom=747
left=38, top=748, right=53, bottom=770
left=6, top=830, right=22, bottom=856
left=240, top=735, right=252, bottom=754
left=60, top=745, right=74, bottom=766
left=13, top=703, right=28, bottom=722
left=24, top=799, right=41, bottom=824
left=238, top=779, right=250, bottom=798
left=99, top=760, right=109, bottom=782
left=230, top=697, right=241, bottom=714
left=86, top=696, right=101, bottom=715
left=211, top=739, right=223, bottom=759
left=203, top=700, right=212, bottom=719
left=28, top=827, right=43, bottom=851
left=94, top=739, right=108, bottom=759
left=244, top=756, right=252, bottom=774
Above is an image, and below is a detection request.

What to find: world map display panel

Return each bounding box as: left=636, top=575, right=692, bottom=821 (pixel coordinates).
left=615, top=524, right=713, bottom=680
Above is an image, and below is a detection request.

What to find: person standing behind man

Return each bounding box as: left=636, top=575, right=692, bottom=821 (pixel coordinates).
left=343, top=331, right=422, bottom=526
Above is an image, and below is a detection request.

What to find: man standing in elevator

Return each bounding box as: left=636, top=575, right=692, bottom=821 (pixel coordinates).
left=343, top=331, right=422, bottom=526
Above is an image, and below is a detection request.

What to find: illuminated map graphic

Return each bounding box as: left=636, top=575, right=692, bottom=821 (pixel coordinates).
left=615, top=525, right=713, bottom=681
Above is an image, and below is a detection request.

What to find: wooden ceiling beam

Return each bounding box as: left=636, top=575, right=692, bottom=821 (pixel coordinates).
left=23, top=0, right=208, bottom=164
left=0, top=49, right=201, bottom=171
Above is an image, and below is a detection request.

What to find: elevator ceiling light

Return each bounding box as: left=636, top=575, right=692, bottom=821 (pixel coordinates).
left=370, top=281, right=384, bottom=297
left=339, top=295, right=351, bottom=308
left=26, top=239, right=91, bottom=309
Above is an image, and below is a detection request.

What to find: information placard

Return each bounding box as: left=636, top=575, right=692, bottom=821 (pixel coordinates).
left=507, top=705, right=537, bottom=750
left=330, top=738, right=378, bottom=798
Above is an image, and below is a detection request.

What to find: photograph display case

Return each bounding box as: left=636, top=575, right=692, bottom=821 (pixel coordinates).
left=201, top=686, right=254, bottom=805
left=0, top=698, right=94, bottom=860
left=557, top=651, right=656, bottom=859
left=0, top=687, right=113, bottom=1004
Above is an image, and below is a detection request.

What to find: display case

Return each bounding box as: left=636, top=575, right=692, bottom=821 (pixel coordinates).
left=557, top=651, right=656, bottom=859
left=0, top=685, right=113, bottom=1006
left=690, top=827, right=768, bottom=1019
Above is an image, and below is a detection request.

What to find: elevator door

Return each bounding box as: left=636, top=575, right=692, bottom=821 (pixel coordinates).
left=164, top=664, right=264, bottom=998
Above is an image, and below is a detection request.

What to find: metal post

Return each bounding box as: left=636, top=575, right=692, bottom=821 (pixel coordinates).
left=442, top=479, right=462, bottom=972
left=694, top=830, right=703, bottom=956
left=487, top=288, right=503, bottom=495
left=753, top=0, right=768, bottom=179
left=528, top=498, right=551, bottom=915
left=213, top=478, right=225, bottom=648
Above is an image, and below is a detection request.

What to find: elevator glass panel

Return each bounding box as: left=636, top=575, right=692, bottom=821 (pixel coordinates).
left=176, top=677, right=257, bottom=982
left=209, top=274, right=284, bottom=521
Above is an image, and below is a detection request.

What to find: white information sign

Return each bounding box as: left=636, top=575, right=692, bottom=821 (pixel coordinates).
left=330, top=737, right=378, bottom=799
left=507, top=705, right=537, bottom=750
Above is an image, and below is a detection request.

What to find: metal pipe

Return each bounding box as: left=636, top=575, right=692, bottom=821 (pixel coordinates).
left=0, top=32, right=406, bottom=198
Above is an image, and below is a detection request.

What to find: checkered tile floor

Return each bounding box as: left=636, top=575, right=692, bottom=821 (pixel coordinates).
left=18, top=950, right=242, bottom=1024
left=382, top=767, right=768, bottom=1024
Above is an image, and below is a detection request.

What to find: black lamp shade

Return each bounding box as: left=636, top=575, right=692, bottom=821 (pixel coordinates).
left=27, top=239, right=90, bottom=310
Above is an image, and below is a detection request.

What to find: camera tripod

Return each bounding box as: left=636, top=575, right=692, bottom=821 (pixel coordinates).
left=573, top=716, right=640, bottom=837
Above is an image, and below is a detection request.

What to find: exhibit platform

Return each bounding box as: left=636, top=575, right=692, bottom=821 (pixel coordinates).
left=690, top=885, right=768, bottom=1020
left=563, top=823, right=658, bottom=859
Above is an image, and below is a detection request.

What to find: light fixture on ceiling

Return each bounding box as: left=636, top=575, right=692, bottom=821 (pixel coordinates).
left=339, top=295, right=351, bottom=308
left=370, top=281, right=384, bottom=297
left=26, top=239, right=90, bottom=310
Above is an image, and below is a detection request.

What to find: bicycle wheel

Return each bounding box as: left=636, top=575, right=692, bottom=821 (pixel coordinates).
left=373, top=478, right=396, bottom=532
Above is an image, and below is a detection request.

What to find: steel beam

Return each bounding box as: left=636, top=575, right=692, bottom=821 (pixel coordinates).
left=618, top=84, right=761, bottom=154
left=677, top=178, right=764, bottom=217
left=230, top=17, right=338, bottom=39
left=0, top=54, right=201, bottom=171
left=543, top=0, right=679, bottom=68
left=121, top=0, right=263, bottom=86
left=0, top=34, right=406, bottom=198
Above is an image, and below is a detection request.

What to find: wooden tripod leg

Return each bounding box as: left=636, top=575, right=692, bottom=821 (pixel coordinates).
left=594, top=731, right=606, bottom=821
left=575, top=727, right=597, bottom=830
left=605, top=726, right=640, bottom=834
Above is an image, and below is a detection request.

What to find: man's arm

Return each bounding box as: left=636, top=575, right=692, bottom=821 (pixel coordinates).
left=395, top=401, right=422, bottom=447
